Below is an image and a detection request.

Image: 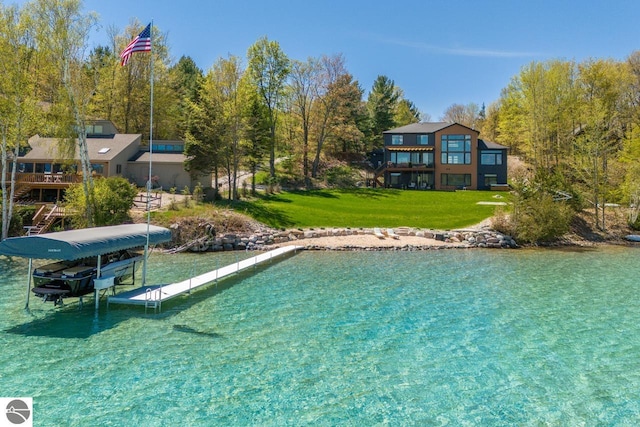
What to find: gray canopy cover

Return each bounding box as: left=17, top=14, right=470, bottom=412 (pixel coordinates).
left=0, top=224, right=172, bottom=260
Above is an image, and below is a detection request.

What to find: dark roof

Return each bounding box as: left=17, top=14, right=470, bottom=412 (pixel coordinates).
left=0, top=224, right=172, bottom=260
left=478, top=139, right=508, bottom=150
left=383, top=122, right=478, bottom=134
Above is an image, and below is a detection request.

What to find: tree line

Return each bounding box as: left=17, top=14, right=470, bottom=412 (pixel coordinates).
left=0, top=0, right=422, bottom=236
left=3, top=0, right=639, bottom=240
left=445, top=56, right=640, bottom=237
left=438, top=56, right=640, bottom=235
left=169, top=42, right=421, bottom=197
left=485, top=56, right=640, bottom=233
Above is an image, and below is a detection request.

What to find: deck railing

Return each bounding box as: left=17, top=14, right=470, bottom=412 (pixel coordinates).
left=27, top=204, right=70, bottom=235
left=15, top=172, right=83, bottom=184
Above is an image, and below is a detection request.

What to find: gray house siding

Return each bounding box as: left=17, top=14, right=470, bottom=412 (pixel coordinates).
left=477, top=139, right=508, bottom=190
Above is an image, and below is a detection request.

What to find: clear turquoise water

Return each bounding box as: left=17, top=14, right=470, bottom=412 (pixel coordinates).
left=1, top=247, right=640, bottom=425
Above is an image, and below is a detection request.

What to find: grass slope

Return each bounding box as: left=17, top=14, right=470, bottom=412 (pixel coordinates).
left=237, top=189, right=508, bottom=229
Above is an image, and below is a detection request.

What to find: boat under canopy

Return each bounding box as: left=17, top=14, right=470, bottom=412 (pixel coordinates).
left=0, top=224, right=172, bottom=308
left=0, top=224, right=172, bottom=260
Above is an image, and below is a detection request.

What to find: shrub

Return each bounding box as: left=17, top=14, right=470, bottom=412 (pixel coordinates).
left=325, top=165, right=358, bottom=188
left=494, top=192, right=574, bottom=243
left=9, top=206, right=34, bottom=236
left=254, top=171, right=269, bottom=185
left=192, top=182, right=203, bottom=203
left=182, top=186, right=191, bottom=208
left=203, top=187, right=220, bottom=202
left=64, top=176, right=138, bottom=227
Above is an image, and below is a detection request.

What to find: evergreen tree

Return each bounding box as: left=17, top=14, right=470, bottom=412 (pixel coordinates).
left=243, top=91, right=271, bottom=195
left=365, top=75, right=398, bottom=149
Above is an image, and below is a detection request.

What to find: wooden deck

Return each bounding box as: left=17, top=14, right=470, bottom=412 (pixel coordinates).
left=107, top=245, right=303, bottom=309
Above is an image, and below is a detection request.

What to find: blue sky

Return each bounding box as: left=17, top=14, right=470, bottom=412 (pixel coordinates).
left=16, top=0, right=640, bottom=120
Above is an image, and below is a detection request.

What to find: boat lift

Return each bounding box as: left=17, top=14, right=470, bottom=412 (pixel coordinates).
left=0, top=224, right=172, bottom=309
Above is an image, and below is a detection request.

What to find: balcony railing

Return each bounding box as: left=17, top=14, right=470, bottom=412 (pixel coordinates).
left=15, top=172, right=83, bottom=184
left=386, top=162, right=435, bottom=169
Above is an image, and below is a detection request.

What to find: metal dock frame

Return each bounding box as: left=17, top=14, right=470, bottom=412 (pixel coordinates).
left=107, top=245, right=303, bottom=311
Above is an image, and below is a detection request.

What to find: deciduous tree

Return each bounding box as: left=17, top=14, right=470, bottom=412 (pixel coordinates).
left=324, top=73, right=366, bottom=158
left=441, top=103, right=481, bottom=129
left=208, top=55, right=248, bottom=200
left=289, top=57, right=320, bottom=188
left=0, top=3, right=39, bottom=239
left=31, top=0, right=98, bottom=226
left=247, top=37, right=290, bottom=179
left=311, top=54, right=359, bottom=177
left=574, top=59, right=629, bottom=229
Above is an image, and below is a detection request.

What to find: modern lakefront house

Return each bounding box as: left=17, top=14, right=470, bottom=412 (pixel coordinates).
left=12, top=120, right=212, bottom=204
left=372, top=122, right=508, bottom=190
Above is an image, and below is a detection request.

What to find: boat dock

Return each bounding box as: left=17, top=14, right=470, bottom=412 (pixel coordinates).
left=107, top=245, right=303, bottom=310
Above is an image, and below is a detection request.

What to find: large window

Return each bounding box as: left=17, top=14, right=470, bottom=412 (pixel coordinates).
left=441, top=134, right=471, bottom=164
left=391, top=151, right=410, bottom=164
left=35, top=163, right=52, bottom=173
left=417, top=134, right=429, bottom=145
left=18, top=163, right=33, bottom=173
left=389, top=151, right=433, bottom=166
left=391, top=135, right=403, bottom=145
left=481, top=150, right=503, bottom=165
left=441, top=173, right=471, bottom=188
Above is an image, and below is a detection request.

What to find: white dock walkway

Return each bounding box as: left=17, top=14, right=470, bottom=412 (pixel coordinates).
left=107, top=245, right=303, bottom=309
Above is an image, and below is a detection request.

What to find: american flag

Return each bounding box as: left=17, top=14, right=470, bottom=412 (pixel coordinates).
left=120, top=23, right=151, bottom=66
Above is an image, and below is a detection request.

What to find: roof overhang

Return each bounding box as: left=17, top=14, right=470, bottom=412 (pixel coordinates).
left=0, top=224, right=172, bottom=260
left=386, top=146, right=434, bottom=151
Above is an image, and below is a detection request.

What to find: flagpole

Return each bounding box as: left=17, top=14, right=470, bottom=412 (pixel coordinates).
left=142, top=20, right=154, bottom=287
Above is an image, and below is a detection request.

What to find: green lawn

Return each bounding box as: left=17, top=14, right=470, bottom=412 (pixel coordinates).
left=236, top=189, right=510, bottom=229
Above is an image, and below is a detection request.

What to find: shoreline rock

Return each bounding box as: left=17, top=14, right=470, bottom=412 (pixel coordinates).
left=166, top=226, right=519, bottom=253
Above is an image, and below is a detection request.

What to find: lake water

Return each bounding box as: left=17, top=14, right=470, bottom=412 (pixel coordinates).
left=1, top=247, right=639, bottom=425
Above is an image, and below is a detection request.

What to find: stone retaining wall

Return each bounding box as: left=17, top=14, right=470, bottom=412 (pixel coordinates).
left=173, top=226, right=517, bottom=252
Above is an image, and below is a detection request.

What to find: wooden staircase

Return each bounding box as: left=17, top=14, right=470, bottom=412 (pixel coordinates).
left=26, top=204, right=69, bottom=235
left=12, top=182, right=33, bottom=201
left=13, top=183, right=31, bottom=201
left=372, top=164, right=387, bottom=188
